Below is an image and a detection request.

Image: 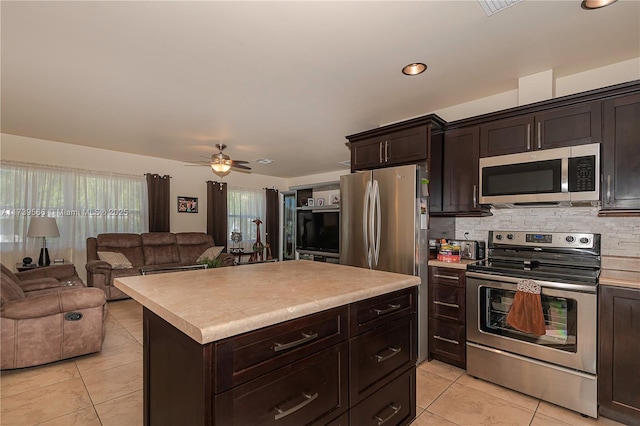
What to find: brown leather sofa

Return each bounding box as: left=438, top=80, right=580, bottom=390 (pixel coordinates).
left=86, top=232, right=234, bottom=301
left=1, top=264, right=107, bottom=370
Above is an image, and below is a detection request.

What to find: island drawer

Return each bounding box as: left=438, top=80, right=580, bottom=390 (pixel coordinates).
left=349, top=367, right=416, bottom=426
left=350, top=287, right=416, bottom=335
left=214, top=342, right=349, bottom=426
left=214, top=305, right=348, bottom=392
left=350, top=314, right=417, bottom=404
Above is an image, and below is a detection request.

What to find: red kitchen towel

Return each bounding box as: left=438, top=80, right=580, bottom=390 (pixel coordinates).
left=507, top=279, right=546, bottom=336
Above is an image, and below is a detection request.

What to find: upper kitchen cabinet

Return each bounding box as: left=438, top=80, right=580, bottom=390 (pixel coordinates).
left=347, top=114, right=446, bottom=172
left=439, top=126, right=490, bottom=216
left=600, top=92, right=640, bottom=213
left=479, top=102, right=602, bottom=157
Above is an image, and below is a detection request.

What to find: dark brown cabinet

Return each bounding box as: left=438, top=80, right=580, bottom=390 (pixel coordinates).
left=351, top=126, right=428, bottom=171
left=143, top=287, right=417, bottom=426
left=347, top=115, right=446, bottom=173
left=601, top=93, right=640, bottom=212
left=598, top=285, right=640, bottom=425
left=440, top=127, right=489, bottom=216
left=479, top=102, right=602, bottom=157
left=427, top=266, right=466, bottom=369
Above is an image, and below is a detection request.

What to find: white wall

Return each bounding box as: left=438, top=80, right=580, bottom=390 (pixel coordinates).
left=0, top=134, right=289, bottom=233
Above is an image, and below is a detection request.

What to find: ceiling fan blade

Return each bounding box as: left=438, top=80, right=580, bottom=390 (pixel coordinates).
left=184, top=160, right=211, bottom=165
left=231, top=164, right=252, bottom=171
left=230, top=160, right=250, bottom=164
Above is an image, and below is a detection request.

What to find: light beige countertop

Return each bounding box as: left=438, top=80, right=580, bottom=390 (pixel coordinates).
left=599, top=255, right=640, bottom=290
left=115, top=260, right=420, bottom=345
left=428, top=259, right=480, bottom=270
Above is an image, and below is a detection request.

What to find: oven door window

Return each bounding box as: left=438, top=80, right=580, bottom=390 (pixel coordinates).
left=480, top=287, right=577, bottom=353
left=482, top=159, right=562, bottom=196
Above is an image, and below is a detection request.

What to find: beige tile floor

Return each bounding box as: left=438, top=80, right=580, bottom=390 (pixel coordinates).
left=0, top=299, right=626, bottom=426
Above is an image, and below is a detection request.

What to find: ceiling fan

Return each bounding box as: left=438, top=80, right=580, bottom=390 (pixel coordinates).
left=186, top=143, right=252, bottom=176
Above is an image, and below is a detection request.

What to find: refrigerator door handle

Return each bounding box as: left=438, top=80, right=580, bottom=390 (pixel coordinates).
left=373, top=179, right=381, bottom=266
left=363, top=180, right=372, bottom=268
left=368, top=179, right=377, bottom=268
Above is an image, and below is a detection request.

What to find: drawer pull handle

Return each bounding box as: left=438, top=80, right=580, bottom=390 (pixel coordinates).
left=373, top=403, right=402, bottom=425
left=433, top=335, right=459, bottom=345
left=273, top=332, right=318, bottom=352
left=372, top=303, right=401, bottom=316
left=374, top=346, right=402, bottom=363
left=433, top=301, right=459, bottom=308
left=274, top=392, right=318, bottom=420
left=433, top=273, right=459, bottom=281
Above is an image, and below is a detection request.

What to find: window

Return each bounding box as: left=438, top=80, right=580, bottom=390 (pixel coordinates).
left=227, top=187, right=265, bottom=252
left=0, top=160, right=148, bottom=272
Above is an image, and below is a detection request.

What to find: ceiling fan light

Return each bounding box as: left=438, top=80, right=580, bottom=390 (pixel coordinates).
left=581, top=0, right=618, bottom=9
left=211, top=162, right=231, bottom=173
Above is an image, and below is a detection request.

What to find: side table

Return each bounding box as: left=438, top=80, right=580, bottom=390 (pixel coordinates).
left=16, top=261, right=67, bottom=272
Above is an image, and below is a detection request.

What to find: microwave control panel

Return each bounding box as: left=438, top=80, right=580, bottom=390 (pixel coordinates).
left=568, top=156, right=596, bottom=192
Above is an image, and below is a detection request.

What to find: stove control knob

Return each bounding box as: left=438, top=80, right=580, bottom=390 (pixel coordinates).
left=507, top=234, right=514, bottom=240
left=580, top=237, right=590, bottom=244
left=495, top=234, right=503, bottom=241
left=566, top=236, right=575, bottom=243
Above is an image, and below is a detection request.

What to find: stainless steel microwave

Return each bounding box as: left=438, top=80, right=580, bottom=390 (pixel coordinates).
left=479, top=143, right=600, bottom=207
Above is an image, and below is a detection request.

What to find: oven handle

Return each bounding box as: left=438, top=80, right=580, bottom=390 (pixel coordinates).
left=465, top=271, right=597, bottom=293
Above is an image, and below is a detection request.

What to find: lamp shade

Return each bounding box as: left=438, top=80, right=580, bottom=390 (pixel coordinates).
left=27, top=217, right=60, bottom=238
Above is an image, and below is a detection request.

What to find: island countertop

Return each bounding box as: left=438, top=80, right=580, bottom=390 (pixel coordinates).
left=115, top=260, right=420, bottom=345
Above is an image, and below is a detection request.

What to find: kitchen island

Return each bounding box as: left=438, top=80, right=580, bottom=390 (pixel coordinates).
left=115, top=260, right=420, bottom=426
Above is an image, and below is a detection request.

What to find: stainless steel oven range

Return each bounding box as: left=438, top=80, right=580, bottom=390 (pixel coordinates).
left=466, top=231, right=601, bottom=418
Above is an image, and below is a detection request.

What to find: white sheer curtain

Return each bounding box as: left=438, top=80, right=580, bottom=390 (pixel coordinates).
left=227, top=186, right=266, bottom=252
left=0, top=160, right=148, bottom=281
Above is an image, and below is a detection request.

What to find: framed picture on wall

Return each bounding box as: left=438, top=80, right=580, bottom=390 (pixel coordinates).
left=178, top=196, right=198, bottom=213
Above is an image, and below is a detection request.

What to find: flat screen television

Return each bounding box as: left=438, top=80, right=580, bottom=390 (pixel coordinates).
left=296, top=210, right=339, bottom=254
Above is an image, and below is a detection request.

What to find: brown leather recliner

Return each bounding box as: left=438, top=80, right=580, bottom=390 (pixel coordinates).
left=1, top=264, right=107, bottom=370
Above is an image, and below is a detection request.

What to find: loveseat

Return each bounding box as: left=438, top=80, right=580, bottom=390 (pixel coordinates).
left=1, top=264, right=107, bottom=369
left=86, top=232, right=234, bottom=300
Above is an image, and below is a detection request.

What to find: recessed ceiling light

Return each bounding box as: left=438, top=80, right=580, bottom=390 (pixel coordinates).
left=402, top=63, right=427, bottom=76
left=581, top=0, right=618, bottom=9
left=255, top=158, right=273, bottom=165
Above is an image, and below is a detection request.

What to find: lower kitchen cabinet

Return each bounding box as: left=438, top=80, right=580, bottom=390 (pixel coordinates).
left=428, top=266, right=466, bottom=369
left=598, top=285, right=640, bottom=425
left=143, top=287, right=418, bottom=425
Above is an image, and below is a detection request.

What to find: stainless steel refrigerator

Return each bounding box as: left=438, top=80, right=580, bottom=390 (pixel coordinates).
left=340, top=164, right=430, bottom=362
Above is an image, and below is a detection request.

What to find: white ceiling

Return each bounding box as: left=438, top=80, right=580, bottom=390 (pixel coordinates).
left=2, top=1, right=639, bottom=178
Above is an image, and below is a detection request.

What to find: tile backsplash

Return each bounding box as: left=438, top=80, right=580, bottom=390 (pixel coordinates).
left=454, top=207, right=640, bottom=258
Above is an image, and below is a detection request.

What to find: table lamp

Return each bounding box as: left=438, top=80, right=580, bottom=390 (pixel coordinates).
left=27, top=217, right=60, bottom=266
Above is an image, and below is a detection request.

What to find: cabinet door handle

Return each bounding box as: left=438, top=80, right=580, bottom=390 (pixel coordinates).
left=537, top=121, right=542, bottom=149
left=384, top=140, right=389, bottom=162
left=434, top=273, right=459, bottom=281
left=373, top=403, right=402, bottom=425
left=273, top=332, right=318, bottom=352
left=526, top=124, right=531, bottom=150
left=434, top=300, right=459, bottom=308
left=473, top=184, right=478, bottom=208
left=607, top=174, right=611, bottom=204
left=433, top=335, right=459, bottom=345
left=379, top=142, right=384, bottom=164
left=371, top=303, right=401, bottom=316
left=374, top=346, right=402, bottom=363
left=274, top=391, right=318, bottom=420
